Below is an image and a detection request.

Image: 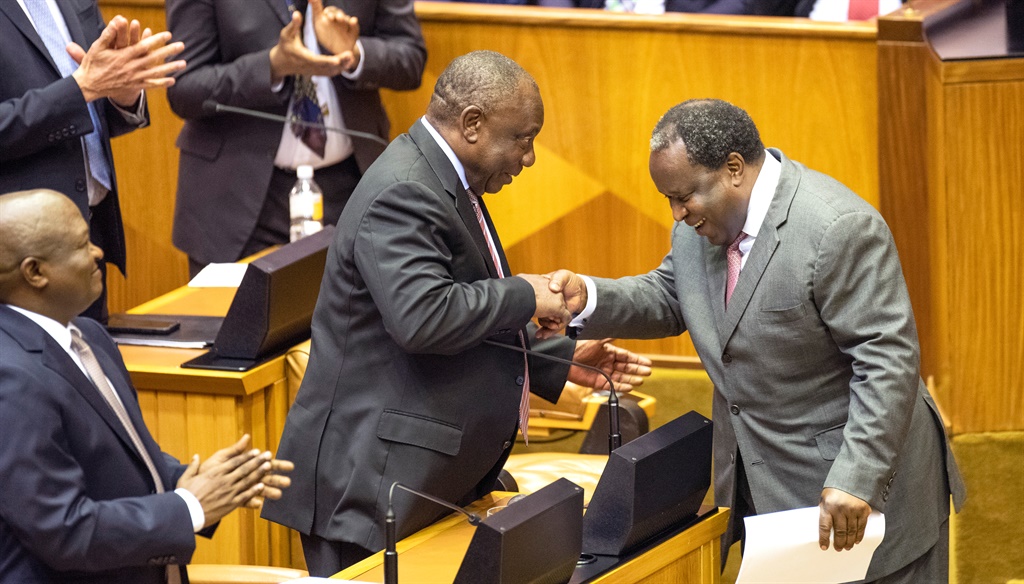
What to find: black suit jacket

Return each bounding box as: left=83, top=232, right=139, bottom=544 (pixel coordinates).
left=261, top=120, right=575, bottom=552
left=0, top=307, right=196, bottom=583
left=0, top=0, right=147, bottom=274
left=166, top=0, right=426, bottom=265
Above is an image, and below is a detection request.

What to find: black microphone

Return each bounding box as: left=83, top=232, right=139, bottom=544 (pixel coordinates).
left=201, top=99, right=389, bottom=147
left=385, top=482, right=482, bottom=584
left=482, top=339, right=622, bottom=452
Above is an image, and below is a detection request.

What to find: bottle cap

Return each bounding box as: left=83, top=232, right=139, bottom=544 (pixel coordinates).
left=296, top=165, right=314, bottom=180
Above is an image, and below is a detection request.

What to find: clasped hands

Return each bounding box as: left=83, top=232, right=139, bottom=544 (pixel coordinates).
left=518, top=269, right=589, bottom=338
left=269, top=0, right=360, bottom=82
left=175, top=434, right=294, bottom=529
left=519, top=271, right=650, bottom=392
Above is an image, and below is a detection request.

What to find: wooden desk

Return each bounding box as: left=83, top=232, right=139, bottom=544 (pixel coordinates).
left=335, top=494, right=729, bottom=584
left=120, top=284, right=303, bottom=569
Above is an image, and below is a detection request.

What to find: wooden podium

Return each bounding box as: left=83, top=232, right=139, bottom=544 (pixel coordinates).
left=118, top=283, right=304, bottom=569
left=334, top=493, right=729, bottom=584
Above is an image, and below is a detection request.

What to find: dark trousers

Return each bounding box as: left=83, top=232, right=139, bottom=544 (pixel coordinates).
left=299, top=532, right=374, bottom=577
left=188, top=156, right=360, bottom=279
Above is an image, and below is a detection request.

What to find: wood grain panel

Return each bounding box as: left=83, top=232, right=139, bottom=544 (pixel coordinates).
left=942, top=79, right=1024, bottom=433
left=98, top=2, right=188, bottom=314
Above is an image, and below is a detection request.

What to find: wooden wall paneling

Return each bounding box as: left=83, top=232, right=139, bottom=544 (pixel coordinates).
left=98, top=2, right=189, bottom=314
left=942, top=79, right=1024, bottom=433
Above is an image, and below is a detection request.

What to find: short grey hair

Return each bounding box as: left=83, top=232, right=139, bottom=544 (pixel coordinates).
left=426, top=50, right=537, bottom=127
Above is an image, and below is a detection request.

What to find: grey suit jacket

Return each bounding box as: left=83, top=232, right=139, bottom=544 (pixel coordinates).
left=579, top=150, right=966, bottom=579
left=166, top=0, right=426, bottom=265
left=0, top=0, right=148, bottom=274
left=0, top=307, right=195, bottom=583
left=261, top=121, right=575, bottom=551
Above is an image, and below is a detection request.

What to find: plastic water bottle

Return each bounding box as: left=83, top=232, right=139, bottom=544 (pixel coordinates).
left=289, top=165, right=323, bottom=242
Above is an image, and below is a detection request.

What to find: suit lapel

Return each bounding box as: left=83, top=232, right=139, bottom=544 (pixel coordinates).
left=409, top=121, right=501, bottom=279
left=718, top=150, right=797, bottom=347
left=705, top=241, right=729, bottom=341
left=475, top=196, right=512, bottom=277
left=0, top=2, right=60, bottom=74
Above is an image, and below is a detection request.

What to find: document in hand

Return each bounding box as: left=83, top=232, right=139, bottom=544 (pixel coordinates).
left=736, top=506, right=885, bottom=584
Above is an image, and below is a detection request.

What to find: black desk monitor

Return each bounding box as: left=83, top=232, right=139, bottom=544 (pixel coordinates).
left=454, top=478, right=584, bottom=584
left=182, top=226, right=334, bottom=371
left=581, top=410, right=713, bottom=556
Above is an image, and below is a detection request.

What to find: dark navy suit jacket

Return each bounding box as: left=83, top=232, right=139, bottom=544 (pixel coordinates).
left=0, top=307, right=196, bottom=583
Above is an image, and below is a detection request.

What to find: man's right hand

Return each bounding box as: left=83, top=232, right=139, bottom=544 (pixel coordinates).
left=176, top=443, right=271, bottom=529
left=547, top=269, right=588, bottom=314
left=269, top=10, right=346, bottom=83
left=518, top=273, right=571, bottom=328
left=69, top=15, right=185, bottom=104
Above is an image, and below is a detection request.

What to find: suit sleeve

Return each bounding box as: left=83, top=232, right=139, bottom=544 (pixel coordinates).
left=356, top=181, right=538, bottom=356
left=342, top=0, right=426, bottom=92
left=0, top=357, right=196, bottom=572
left=814, top=211, right=920, bottom=510
left=165, top=0, right=289, bottom=120
left=0, top=76, right=94, bottom=163
left=581, top=225, right=686, bottom=340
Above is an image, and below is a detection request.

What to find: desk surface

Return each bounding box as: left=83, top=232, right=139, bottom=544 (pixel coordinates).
left=335, top=495, right=729, bottom=583
left=119, top=284, right=286, bottom=396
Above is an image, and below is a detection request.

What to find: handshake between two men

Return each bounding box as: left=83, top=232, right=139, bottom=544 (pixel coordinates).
left=519, top=271, right=650, bottom=392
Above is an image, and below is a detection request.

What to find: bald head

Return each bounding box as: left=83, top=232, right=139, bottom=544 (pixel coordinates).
left=0, top=190, right=103, bottom=323
left=426, top=50, right=538, bottom=130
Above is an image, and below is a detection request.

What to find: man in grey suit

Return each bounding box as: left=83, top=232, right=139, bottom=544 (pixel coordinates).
left=167, top=0, right=426, bottom=276
left=261, top=50, right=651, bottom=576
left=546, top=99, right=965, bottom=583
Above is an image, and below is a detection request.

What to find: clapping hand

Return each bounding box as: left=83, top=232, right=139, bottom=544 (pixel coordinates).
left=310, top=0, right=361, bottom=71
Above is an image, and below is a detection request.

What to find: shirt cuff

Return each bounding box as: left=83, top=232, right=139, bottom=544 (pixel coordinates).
left=174, top=488, right=205, bottom=533
left=569, top=275, right=597, bottom=329
left=342, top=39, right=365, bottom=80
left=109, top=91, right=147, bottom=125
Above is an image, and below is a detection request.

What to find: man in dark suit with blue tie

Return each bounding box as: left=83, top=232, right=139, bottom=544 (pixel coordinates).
left=0, top=189, right=294, bottom=583
left=0, top=1, right=185, bottom=320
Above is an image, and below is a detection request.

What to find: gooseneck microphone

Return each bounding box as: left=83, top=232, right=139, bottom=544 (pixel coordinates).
left=483, top=339, right=622, bottom=452
left=385, top=482, right=482, bottom=584
left=201, top=100, right=389, bottom=147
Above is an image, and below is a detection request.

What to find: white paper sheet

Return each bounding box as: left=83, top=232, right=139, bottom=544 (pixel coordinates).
left=187, top=262, right=248, bottom=288
left=736, top=506, right=885, bottom=584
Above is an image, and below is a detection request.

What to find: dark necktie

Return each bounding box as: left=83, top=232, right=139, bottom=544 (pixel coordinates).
left=284, top=0, right=327, bottom=157
left=468, top=189, right=532, bottom=443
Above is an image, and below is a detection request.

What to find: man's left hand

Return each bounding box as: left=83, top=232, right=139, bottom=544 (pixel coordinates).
left=567, top=339, right=652, bottom=392
left=818, top=487, right=871, bottom=551
left=310, top=0, right=360, bottom=71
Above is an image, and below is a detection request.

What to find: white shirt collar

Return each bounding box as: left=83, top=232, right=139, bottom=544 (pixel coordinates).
left=5, top=304, right=74, bottom=352
left=741, top=149, right=782, bottom=240
left=420, top=117, right=470, bottom=192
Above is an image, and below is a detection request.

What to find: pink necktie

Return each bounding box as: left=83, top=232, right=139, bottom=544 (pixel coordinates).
left=69, top=326, right=182, bottom=584
left=847, top=0, right=878, bottom=20
left=725, top=232, right=747, bottom=308
left=467, top=189, right=532, bottom=443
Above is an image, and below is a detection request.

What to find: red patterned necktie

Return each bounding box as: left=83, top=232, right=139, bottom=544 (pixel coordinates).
left=467, top=189, right=532, bottom=443
left=725, top=232, right=747, bottom=308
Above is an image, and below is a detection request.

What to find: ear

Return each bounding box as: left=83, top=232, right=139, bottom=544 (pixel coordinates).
left=19, top=257, right=48, bottom=291
left=459, top=105, right=484, bottom=144
left=725, top=152, right=745, bottom=187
